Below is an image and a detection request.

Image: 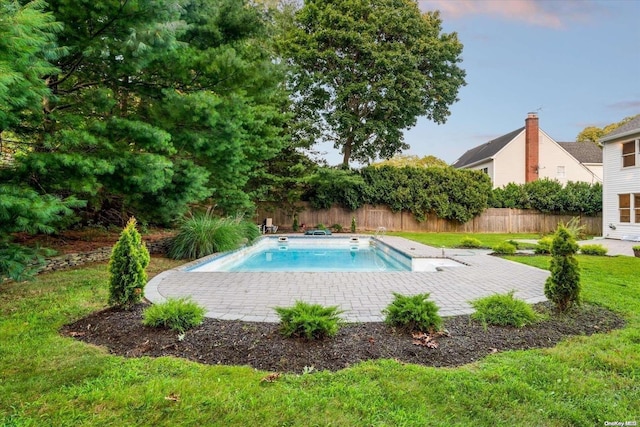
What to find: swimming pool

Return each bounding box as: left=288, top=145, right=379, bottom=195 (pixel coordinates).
left=189, top=236, right=413, bottom=272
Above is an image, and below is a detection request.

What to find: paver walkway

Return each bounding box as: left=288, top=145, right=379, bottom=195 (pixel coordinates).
left=146, top=236, right=549, bottom=322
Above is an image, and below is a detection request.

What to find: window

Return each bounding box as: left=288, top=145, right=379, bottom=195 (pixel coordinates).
left=556, top=166, right=565, bottom=178
left=620, top=194, right=631, bottom=223
left=480, top=167, right=488, bottom=174
left=622, top=141, right=636, bottom=167
left=636, top=194, right=640, bottom=223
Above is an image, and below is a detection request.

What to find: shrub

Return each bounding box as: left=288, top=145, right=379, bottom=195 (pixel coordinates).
left=142, top=298, right=206, bottom=332
left=292, top=215, right=299, bottom=232
left=331, top=223, right=344, bottom=233
left=560, top=217, right=586, bottom=240
left=108, top=217, right=150, bottom=308
left=470, top=291, right=539, bottom=328
left=315, top=223, right=326, bottom=230
left=275, top=301, right=344, bottom=340
left=383, top=292, right=442, bottom=333
left=169, top=211, right=253, bottom=259
left=535, top=236, right=553, bottom=254
left=580, top=244, right=608, bottom=256
left=633, top=245, right=640, bottom=251
left=351, top=216, right=357, bottom=233
left=492, top=242, right=516, bottom=255
left=544, top=225, right=581, bottom=312
left=458, top=236, right=483, bottom=248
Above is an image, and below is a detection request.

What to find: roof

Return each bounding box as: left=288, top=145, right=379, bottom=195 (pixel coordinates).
left=600, top=114, right=640, bottom=143
left=557, top=141, right=602, bottom=164
left=452, top=127, right=524, bottom=168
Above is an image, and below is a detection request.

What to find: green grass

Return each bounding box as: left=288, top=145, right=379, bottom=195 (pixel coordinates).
left=389, top=232, right=541, bottom=249
left=1, top=247, right=639, bottom=426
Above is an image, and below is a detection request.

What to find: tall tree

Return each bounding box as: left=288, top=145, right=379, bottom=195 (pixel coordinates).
left=577, top=114, right=640, bottom=146
left=7, top=0, right=288, bottom=225
left=280, top=0, right=466, bottom=167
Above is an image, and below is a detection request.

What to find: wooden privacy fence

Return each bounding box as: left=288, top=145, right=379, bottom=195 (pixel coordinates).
left=256, top=203, right=602, bottom=235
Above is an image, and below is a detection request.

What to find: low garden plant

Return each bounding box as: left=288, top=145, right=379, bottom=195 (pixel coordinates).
left=535, top=236, right=553, bottom=254
left=383, top=292, right=442, bottom=333
left=275, top=301, right=344, bottom=340
left=579, top=244, right=608, bottom=256
left=470, top=291, right=540, bottom=328
left=458, top=236, right=483, bottom=248
left=142, top=298, right=206, bottom=332
left=491, top=242, right=516, bottom=255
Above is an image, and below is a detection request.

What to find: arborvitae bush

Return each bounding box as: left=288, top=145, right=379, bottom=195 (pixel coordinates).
left=579, top=244, right=608, bottom=256
left=544, top=226, right=581, bottom=312
left=275, top=301, right=344, bottom=340
left=351, top=216, right=357, bottom=233
left=143, top=298, right=206, bottom=332
left=492, top=242, right=516, bottom=255
left=458, top=236, right=483, bottom=248
left=292, top=215, right=299, bottom=232
left=383, top=292, right=442, bottom=333
left=108, top=217, right=150, bottom=308
left=471, top=292, right=539, bottom=328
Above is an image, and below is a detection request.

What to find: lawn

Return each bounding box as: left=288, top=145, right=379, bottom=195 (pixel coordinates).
left=1, top=243, right=639, bottom=426
left=388, top=232, right=542, bottom=249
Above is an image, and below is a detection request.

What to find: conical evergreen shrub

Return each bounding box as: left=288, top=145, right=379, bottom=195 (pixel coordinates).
left=544, top=225, right=581, bottom=312
left=108, top=217, right=150, bottom=308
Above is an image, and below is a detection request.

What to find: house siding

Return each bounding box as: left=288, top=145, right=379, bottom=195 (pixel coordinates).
left=602, top=136, right=640, bottom=239
left=537, top=131, right=602, bottom=185
left=492, top=131, right=526, bottom=188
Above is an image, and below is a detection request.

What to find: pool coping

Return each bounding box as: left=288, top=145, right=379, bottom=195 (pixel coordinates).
left=146, top=235, right=549, bottom=322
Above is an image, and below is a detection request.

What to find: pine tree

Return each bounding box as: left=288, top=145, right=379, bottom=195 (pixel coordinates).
left=544, top=225, right=581, bottom=312
left=108, top=217, right=149, bottom=308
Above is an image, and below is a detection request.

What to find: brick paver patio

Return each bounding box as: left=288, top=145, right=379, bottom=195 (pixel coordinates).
left=146, top=236, right=549, bottom=322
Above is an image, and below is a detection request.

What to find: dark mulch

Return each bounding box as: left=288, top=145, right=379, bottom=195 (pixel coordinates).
left=61, top=302, right=625, bottom=374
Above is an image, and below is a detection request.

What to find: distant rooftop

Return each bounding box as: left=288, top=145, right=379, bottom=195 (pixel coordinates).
left=452, top=127, right=524, bottom=168
left=557, top=141, right=602, bottom=164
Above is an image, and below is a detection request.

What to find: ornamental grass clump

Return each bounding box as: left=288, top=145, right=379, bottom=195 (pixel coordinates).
left=108, top=217, right=150, bottom=309
left=544, top=225, right=581, bottom=312
left=169, top=211, right=257, bottom=259
left=275, top=301, right=344, bottom=340
left=143, top=298, right=206, bottom=332
left=471, top=291, right=539, bottom=328
left=383, top=292, right=442, bottom=333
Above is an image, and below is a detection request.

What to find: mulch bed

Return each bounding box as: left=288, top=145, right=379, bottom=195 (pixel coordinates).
left=62, top=302, right=625, bottom=373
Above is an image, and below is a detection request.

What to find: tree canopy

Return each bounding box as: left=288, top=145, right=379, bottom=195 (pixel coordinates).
left=2, top=0, right=289, bottom=225
left=576, top=114, right=640, bottom=145
left=280, top=0, right=466, bottom=167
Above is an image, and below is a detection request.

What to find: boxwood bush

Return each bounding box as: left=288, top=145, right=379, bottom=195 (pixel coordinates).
left=458, top=236, right=483, bottom=248
left=579, top=244, right=608, bottom=256
left=492, top=242, right=517, bottom=255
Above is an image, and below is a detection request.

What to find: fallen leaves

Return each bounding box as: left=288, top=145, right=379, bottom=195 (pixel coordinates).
left=165, top=393, right=180, bottom=402
left=260, top=372, right=281, bottom=383
left=411, top=330, right=449, bottom=349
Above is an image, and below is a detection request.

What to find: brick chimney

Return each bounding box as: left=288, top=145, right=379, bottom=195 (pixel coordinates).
left=525, top=112, right=539, bottom=182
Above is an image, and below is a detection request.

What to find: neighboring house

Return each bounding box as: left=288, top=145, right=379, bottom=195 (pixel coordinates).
left=452, top=113, right=603, bottom=188
left=600, top=114, right=640, bottom=239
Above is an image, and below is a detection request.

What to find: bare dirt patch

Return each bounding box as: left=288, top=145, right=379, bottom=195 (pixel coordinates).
left=62, top=302, right=624, bottom=373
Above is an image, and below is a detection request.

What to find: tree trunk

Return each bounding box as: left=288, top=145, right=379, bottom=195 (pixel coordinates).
left=342, top=136, right=353, bottom=167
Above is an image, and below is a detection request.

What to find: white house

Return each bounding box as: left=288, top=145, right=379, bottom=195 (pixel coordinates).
left=600, top=115, right=640, bottom=239
left=453, top=113, right=603, bottom=188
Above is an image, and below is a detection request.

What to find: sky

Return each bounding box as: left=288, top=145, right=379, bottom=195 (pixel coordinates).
left=320, top=0, right=640, bottom=166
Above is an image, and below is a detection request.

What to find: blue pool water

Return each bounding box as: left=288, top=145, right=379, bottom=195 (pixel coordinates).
left=189, top=237, right=412, bottom=272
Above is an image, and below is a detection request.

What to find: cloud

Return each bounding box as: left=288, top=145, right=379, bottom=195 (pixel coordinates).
left=418, top=0, right=597, bottom=29
left=608, top=100, right=640, bottom=111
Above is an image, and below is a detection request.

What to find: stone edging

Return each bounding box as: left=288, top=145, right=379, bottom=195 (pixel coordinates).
left=37, top=237, right=173, bottom=274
